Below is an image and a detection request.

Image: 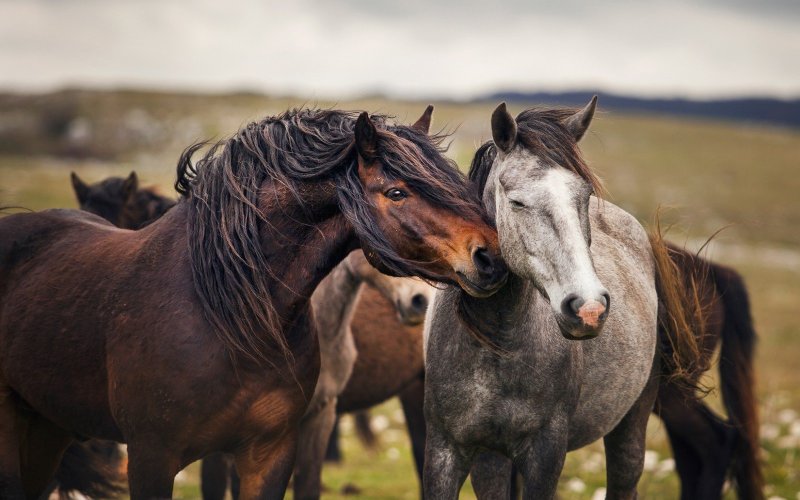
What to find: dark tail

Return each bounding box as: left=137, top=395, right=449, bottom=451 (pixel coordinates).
left=353, top=411, right=379, bottom=450
left=56, top=440, right=126, bottom=500
left=712, top=265, right=764, bottom=500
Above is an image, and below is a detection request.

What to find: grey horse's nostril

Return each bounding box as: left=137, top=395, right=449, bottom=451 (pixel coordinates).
left=411, top=293, right=428, bottom=313
left=599, top=292, right=610, bottom=311
left=562, top=294, right=584, bottom=317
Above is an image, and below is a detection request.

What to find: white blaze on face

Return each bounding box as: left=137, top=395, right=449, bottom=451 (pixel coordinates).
left=493, top=153, right=606, bottom=317
left=538, top=168, right=603, bottom=308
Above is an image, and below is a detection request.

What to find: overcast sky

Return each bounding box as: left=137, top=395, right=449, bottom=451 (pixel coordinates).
left=1, top=0, right=798, bottom=99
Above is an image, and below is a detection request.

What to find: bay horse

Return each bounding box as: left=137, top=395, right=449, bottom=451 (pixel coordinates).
left=0, top=107, right=508, bottom=499
left=423, top=99, right=702, bottom=499
left=71, top=171, right=176, bottom=229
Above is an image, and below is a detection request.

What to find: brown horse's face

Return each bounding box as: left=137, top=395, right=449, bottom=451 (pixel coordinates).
left=71, top=171, right=138, bottom=228
left=353, top=111, right=507, bottom=298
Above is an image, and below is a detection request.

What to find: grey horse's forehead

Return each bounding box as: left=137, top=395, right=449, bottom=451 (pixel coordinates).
left=496, top=147, right=552, bottom=190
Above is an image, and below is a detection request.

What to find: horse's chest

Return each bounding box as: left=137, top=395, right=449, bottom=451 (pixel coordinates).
left=431, top=354, right=571, bottom=447
left=567, top=321, right=656, bottom=448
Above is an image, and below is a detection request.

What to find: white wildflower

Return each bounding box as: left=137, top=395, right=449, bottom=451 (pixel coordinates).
left=643, top=450, right=659, bottom=471
left=565, top=478, right=586, bottom=493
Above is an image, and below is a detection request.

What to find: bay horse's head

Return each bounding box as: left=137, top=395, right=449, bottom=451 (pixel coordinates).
left=474, top=97, right=609, bottom=339
left=343, top=250, right=435, bottom=326
left=71, top=171, right=138, bottom=227
left=343, top=107, right=508, bottom=298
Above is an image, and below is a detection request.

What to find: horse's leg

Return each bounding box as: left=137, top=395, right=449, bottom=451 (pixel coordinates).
left=324, top=416, right=342, bottom=462
left=234, top=431, right=298, bottom=500
left=229, top=456, right=241, bottom=500
left=603, top=362, right=659, bottom=500
left=423, top=428, right=470, bottom=500
left=513, top=424, right=568, bottom=500
left=126, top=442, right=180, bottom=499
left=399, top=374, right=426, bottom=485
left=293, top=399, right=338, bottom=500
left=470, top=450, right=512, bottom=500
left=201, top=452, right=230, bottom=500
left=0, top=386, right=25, bottom=499
left=19, top=414, right=73, bottom=499
left=657, top=384, right=734, bottom=500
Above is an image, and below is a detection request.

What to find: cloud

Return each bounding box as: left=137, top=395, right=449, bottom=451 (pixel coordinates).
left=0, top=0, right=797, bottom=98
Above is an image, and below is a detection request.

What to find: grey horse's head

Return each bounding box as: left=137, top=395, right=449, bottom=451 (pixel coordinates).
left=482, top=97, right=610, bottom=339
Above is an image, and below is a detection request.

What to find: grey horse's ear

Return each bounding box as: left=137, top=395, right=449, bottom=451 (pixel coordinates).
left=122, top=171, right=138, bottom=201
left=71, top=172, right=89, bottom=204
left=563, top=95, right=597, bottom=142
left=355, top=112, right=379, bottom=163
left=491, top=102, right=517, bottom=154
left=411, top=105, right=434, bottom=134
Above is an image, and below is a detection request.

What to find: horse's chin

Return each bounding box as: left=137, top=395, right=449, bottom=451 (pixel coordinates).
left=396, top=309, right=426, bottom=326
left=456, top=271, right=507, bottom=298
left=556, top=315, right=605, bottom=340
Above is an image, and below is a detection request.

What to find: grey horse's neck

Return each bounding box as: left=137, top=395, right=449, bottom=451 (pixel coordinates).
left=458, top=273, right=539, bottom=349
left=311, top=260, right=364, bottom=340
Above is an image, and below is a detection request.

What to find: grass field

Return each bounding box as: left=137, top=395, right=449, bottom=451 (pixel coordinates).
left=2, top=90, right=799, bottom=498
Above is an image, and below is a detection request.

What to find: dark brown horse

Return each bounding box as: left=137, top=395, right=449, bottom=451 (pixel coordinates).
left=71, top=171, right=176, bottom=229
left=0, top=108, right=507, bottom=499
left=654, top=243, right=762, bottom=500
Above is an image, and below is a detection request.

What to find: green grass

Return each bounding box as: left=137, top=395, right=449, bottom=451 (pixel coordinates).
left=2, top=90, right=800, bottom=498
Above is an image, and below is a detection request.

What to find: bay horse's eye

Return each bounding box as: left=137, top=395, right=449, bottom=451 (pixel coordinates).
left=384, top=188, right=407, bottom=201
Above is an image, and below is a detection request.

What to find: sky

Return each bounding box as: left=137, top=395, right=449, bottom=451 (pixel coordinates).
left=1, top=0, right=798, bottom=100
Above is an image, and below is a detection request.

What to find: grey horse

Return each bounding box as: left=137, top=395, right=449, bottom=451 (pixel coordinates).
left=424, top=98, right=695, bottom=499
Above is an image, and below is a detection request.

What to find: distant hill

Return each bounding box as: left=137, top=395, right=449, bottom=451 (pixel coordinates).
left=481, top=91, right=800, bottom=129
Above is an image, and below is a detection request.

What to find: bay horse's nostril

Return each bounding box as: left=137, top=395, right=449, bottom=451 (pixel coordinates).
left=411, top=293, right=428, bottom=313
left=472, top=247, right=495, bottom=276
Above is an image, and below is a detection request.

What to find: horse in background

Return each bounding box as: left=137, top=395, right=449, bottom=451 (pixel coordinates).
left=71, top=171, right=176, bottom=229
left=0, top=107, right=507, bottom=499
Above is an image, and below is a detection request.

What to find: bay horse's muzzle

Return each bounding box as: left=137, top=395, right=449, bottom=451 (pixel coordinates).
left=461, top=245, right=508, bottom=297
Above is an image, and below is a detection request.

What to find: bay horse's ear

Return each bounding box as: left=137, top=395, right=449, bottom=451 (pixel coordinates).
left=355, top=112, right=378, bottom=164
left=70, top=172, right=89, bottom=204
left=411, top=105, right=434, bottom=134
left=491, top=102, right=517, bottom=154
left=122, top=171, right=138, bottom=201
left=562, top=95, right=597, bottom=142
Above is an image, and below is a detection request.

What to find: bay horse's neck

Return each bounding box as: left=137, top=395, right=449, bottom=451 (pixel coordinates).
left=256, top=179, right=359, bottom=332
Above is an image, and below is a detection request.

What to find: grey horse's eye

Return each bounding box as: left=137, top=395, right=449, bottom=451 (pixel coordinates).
left=509, top=199, right=525, bottom=209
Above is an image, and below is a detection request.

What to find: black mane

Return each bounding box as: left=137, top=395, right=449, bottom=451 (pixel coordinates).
left=174, top=108, right=483, bottom=366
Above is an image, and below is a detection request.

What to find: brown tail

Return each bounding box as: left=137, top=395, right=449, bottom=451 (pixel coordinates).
left=55, top=440, right=127, bottom=499
left=712, top=265, right=764, bottom=500
left=648, top=228, right=705, bottom=389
